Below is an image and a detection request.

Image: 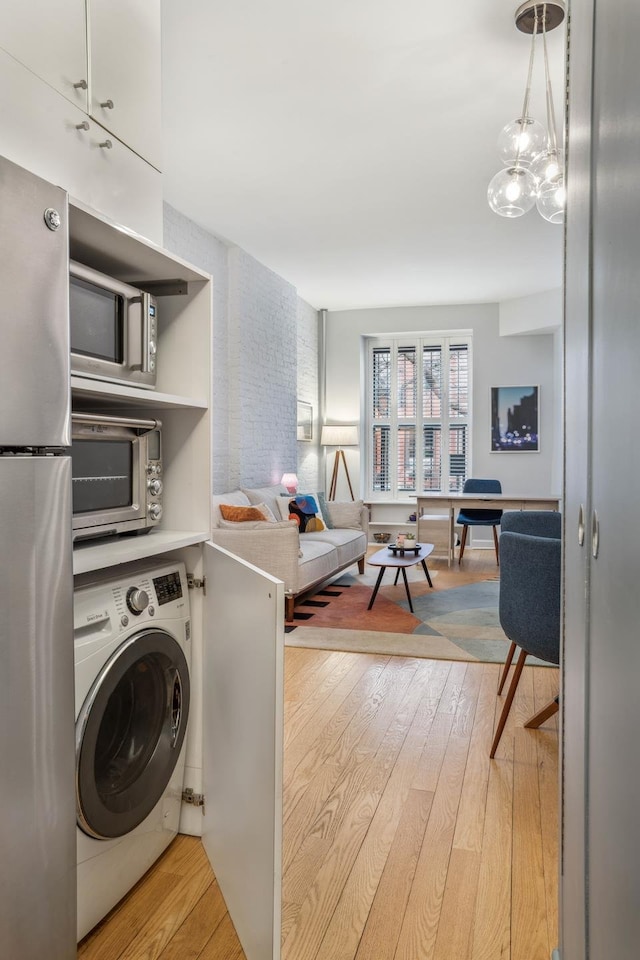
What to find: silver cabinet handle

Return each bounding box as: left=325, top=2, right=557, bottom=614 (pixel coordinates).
left=591, top=509, right=599, bottom=558
left=100, top=99, right=114, bottom=109
left=99, top=139, right=113, bottom=149
left=75, top=121, right=90, bottom=131
left=73, top=79, right=88, bottom=89
left=578, top=503, right=585, bottom=546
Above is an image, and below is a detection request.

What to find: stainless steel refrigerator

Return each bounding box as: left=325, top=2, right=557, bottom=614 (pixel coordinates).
left=0, top=156, right=76, bottom=957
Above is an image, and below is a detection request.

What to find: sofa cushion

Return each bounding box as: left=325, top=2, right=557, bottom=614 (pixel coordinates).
left=218, top=517, right=290, bottom=530
left=326, top=500, right=365, bottom=530
left=297, top=538, right=338, bottom=592
left=303, top=528, right=367, bottom=567
left=316, top=491, right=333, bottom=528
left=242, top=484, right=289, bottom=519
left=211, top=489, right=250, bottom=528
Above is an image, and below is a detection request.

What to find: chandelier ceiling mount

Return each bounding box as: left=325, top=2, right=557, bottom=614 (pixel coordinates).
left=515, top=1, right=565, bottom=35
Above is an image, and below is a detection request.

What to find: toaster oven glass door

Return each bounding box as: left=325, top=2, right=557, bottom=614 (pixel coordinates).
left=72, top=439, right=132, bottom=514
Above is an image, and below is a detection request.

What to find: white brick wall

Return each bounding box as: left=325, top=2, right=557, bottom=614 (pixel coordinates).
left=227, top=247, right=298, bottom=487
left=297, top=297, right=320, bottom=491
left=163, top=204, right=320, bottom=493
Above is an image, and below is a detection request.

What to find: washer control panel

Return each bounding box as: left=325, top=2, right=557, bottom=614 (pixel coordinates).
left=74, top=560, right=190, bottom=644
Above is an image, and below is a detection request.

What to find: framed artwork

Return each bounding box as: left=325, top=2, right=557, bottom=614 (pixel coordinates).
left=490, top=385, right=540, bottom=452
left=297, top=401, right=313, bottom=441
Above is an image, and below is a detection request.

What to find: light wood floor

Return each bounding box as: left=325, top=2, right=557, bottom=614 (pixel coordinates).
left=78, top=551, right=559, bottom=960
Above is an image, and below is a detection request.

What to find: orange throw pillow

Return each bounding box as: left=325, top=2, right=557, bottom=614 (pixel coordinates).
left=219, top=504, right=269, bottom=522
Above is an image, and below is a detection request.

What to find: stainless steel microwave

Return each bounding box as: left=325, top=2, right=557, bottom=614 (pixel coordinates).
left=71, top=413, right=163, bottom=542
left=70, top=260, right=158, bottom=389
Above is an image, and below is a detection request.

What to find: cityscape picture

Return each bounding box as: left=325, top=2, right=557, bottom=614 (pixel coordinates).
left=490, top=385, right=539, bottom=452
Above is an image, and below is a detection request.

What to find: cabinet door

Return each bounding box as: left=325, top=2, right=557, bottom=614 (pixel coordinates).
left=0, top=47, right=162, bottom=244
left=0, top=0, right=88, bottom=110
left=203, top=543, right=283, bottom=960
left=561, top=0, right=594, bottom=955
left=88, top=0, right=162, bottom=170
left=585, top=0, right=640, bottom=954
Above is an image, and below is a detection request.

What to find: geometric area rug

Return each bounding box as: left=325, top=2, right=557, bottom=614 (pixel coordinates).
left=285, top=576, right=551, bottom=666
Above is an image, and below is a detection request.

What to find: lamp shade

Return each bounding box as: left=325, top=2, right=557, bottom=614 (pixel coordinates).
left=320, top=425, right=359, bottom=447
left=281, top=473, right=298, bottom=494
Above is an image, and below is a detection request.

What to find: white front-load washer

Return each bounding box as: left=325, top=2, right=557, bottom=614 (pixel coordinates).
left=74, top=558, right=191, bottom=941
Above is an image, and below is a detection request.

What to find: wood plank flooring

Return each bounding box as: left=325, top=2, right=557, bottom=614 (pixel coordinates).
left=78, top=552, right=559, bottom=960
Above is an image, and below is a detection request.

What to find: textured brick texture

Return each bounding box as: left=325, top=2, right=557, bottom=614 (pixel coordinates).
left=228, top=246, right=298, bottom=487
left=297, top=297, right=320, bottom=492
left=163, top=204, right=320, bottom=493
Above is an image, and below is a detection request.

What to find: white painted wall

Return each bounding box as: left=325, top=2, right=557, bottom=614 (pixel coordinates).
left=325, top=302, right=560, bottom=510
left=500, top=287, right=562, bottom=336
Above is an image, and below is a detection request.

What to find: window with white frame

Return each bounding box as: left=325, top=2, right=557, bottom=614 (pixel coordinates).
left=366, top=334, right=471, bottom=498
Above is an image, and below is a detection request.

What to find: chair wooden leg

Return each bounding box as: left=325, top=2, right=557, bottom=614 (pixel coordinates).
left=357, top=557, right=365, bottom=574
left=497, top=641, right=517, bottom=695
left=490, top=648, right=527, bottom=758
left=458, top=524, right=468, bottom=563
left=493, top=526, right=500, bottom=565
left=524, top=696, right=559, bottom=729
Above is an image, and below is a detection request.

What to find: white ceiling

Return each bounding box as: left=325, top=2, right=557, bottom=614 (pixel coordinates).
left=161, top=0, right=565, bottom=311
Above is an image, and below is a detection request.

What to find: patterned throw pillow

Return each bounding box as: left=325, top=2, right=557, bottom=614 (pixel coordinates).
left=283, top=495, right=326, bottom=532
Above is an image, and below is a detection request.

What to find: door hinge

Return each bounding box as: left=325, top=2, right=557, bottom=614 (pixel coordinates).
left=187, top=573, right=207, bottom=594
left=182, top=788, right=206, bottom=814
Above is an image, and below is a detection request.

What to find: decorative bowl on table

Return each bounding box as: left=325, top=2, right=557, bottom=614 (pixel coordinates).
left=373, top=532, right=391, bottom=543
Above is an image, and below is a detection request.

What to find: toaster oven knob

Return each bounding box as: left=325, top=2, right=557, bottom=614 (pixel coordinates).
left=149, top=503, right=163, bottom=521
left=126, top=587, right=149, bottom=615
left=147, top=478, right=163, bottom=496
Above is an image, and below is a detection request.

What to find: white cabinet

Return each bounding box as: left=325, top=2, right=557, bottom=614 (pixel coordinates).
left=0, top=47, right=162, bottom=243
left=0, top=0, right=161, bottom=169
left=68, top=201, right=283, bottom=960
left=0, top=0, right=88, bottom=109
left=88, top=0, right=162, bottom=170
left=68, top=198, right=212, bottom=568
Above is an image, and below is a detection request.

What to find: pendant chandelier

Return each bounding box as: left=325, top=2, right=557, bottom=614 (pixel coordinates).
left=487, top=1, right=566, bottom=223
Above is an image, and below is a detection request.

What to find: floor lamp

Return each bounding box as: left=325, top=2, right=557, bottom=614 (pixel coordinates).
left=321, top=425, right=359, bottom=500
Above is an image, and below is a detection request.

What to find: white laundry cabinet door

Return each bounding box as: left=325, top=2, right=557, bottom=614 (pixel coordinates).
left=203, top=543, right=284, bottom=960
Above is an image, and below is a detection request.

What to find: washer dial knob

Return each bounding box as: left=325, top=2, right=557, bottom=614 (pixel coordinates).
left=126, top=587, right=149, bottom=615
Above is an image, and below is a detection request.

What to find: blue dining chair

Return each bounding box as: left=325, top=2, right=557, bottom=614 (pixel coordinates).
left=457, top=478, right=502, bottom=564
left=496, top=510, right=562, bottom=697
left=490, top=513, right=562, bottom=758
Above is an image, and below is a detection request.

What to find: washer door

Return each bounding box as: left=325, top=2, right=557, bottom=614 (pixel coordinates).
left=76, top=628, right=190, bottom=839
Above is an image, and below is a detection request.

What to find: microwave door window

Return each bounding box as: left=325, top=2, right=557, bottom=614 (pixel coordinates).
left=70, top=276, right=124, bottom=363
left=72, top=440, right=132, bottom=513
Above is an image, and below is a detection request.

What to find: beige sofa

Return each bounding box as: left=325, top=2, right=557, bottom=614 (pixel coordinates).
left=209, top=484, right=368, bottom=620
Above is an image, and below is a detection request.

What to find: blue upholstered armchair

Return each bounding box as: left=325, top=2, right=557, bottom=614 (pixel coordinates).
left=456, top=478, right=502, bottom=564
left=490, top=510, right=562, bottom=758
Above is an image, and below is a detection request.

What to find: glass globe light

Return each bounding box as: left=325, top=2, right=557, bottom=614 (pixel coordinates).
left=536, top=173, right=565, bottom=224
left=531, top=148, right=562, bottom=184
left=497, top=117, right=548, bottom=168
left=487, top=167, right=538, bottom=218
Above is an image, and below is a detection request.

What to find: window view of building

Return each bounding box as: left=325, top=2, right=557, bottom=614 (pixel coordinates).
left=367, top=335, right=471, bottom=497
